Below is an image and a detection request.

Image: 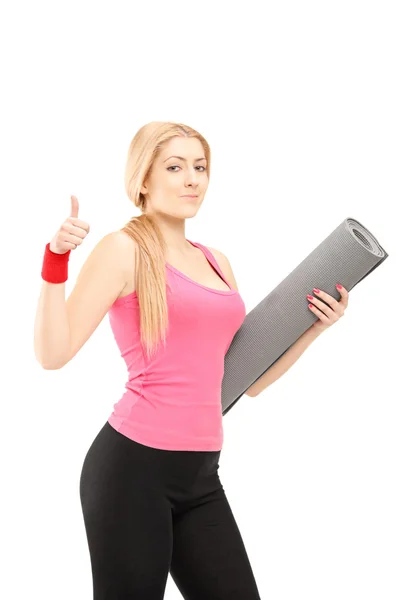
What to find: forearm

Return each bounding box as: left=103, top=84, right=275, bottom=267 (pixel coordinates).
left=246, top=326, right=322, bottom=397
left=34, top=281, right=70, bottom=369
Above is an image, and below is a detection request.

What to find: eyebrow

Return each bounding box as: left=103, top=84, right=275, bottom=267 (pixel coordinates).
left=163, top=155, right=207, bottom=163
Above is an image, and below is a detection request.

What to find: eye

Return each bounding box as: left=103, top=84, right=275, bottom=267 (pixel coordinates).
left=167, top=165, right=206, bottom=172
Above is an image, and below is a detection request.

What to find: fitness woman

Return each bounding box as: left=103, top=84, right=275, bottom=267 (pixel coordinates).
left=35, top=121, right=261, bottom=599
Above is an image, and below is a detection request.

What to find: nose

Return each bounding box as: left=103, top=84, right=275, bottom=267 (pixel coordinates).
left=185, top=166, right=202, bottom=181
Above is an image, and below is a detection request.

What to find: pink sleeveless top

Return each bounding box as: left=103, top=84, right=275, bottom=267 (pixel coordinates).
left=107, top=240, right=246, bottom=451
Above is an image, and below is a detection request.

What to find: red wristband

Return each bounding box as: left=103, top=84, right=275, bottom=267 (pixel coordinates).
left=41, top=242, right=71, bottom=283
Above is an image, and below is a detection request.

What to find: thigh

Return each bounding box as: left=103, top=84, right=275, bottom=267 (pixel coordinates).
left=79, top=423, right=173, bottom=599
left=169, top=485, right=261, bottom=600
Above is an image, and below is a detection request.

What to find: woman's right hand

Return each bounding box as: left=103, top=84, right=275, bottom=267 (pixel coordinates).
left=49, top=195, right=91, bottom=255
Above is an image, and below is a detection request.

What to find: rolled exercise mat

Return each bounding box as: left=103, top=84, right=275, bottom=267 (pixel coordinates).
left=221, top=217, right=388, bottom=416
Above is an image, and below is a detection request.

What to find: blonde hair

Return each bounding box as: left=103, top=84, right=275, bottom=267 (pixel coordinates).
left=121, top=121, right=211, bottom=361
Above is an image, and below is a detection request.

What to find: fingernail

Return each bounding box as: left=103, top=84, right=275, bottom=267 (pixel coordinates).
left=336, top=284, right=342, bottom=289
left=313, top=288, right=320, bottom=294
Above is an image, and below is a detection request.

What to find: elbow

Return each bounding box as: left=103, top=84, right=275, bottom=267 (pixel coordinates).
left=41, top=362, right=64, bottom=370
left=35, top=353, right=68, bottom=370
left=245, top=387, right=258, bottom=398
left=34, top=338, right=71, bottom=370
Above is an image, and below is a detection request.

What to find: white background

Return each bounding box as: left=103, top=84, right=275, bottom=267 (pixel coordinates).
left=1, top=1, right=399, bottom=598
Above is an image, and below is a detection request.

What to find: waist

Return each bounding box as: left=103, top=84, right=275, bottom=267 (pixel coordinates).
left=108, top=388, right=223, bottom=451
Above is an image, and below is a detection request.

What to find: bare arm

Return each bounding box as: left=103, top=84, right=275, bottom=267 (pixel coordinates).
left=243, top=327, right=322, bottom=397
left=208, top=246, right=323, bottom=398
left=34, top=231, right=135, bottom=369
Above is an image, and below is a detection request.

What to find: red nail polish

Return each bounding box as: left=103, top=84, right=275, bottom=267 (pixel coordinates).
left=313, top=288, right=320, bottom=294
left=336, top=284, right=342, bottom=289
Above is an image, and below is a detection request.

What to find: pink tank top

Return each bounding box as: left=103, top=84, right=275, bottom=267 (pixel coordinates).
left=107, top=240, right=246, bottom=451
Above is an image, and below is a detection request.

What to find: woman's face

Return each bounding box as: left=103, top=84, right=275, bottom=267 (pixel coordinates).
left=141, top=136, right=209, bottom=219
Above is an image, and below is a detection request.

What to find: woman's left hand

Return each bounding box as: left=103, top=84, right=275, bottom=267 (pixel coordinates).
left=307, top=284, right=349, bottom=334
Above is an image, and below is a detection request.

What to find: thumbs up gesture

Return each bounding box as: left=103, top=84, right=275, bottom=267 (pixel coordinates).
left=49, top=195, right=91, bottom=255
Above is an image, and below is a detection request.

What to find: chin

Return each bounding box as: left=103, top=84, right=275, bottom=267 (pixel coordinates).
left=181, top=199, right=200, bottom=210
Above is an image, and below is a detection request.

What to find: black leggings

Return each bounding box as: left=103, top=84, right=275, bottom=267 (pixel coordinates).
left=79, top=421, right=261, bottom=599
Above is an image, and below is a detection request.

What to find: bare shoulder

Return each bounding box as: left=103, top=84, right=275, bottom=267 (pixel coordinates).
left=60, top=230, right=137, bottom=367
left=111, top=229, right=138, bottom=251
left=206, top=246, right=239, bottom=292
left=109, top=229, right=137, bottom=275
left=83, top=230, right=137, bottom=296
left=96, top=229, right=136, bottom=253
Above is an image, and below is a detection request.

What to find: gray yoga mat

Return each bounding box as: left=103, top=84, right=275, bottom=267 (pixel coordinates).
left=221, top=217, right=388, bottom=416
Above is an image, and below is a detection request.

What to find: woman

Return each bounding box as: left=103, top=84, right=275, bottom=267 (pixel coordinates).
left=35, top=121, right=261, bottom=599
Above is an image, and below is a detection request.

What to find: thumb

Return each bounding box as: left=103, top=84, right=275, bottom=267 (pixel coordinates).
left=70, top=194, right=79, bottom=218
